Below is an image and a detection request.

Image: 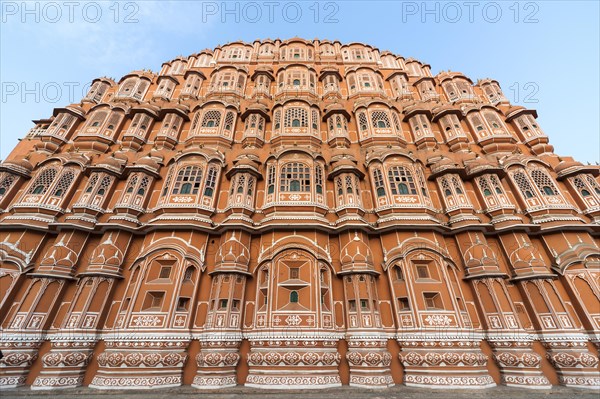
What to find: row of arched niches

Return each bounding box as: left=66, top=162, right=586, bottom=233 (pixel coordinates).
left=0, top=38, right=599, bottom=391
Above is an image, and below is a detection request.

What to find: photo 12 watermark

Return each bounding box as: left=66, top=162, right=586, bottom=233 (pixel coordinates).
left=400, top=1, right=540, bottom=23
left=1, top=81, right=93, bottom=104
left=1, top=1, right=140, bottom=24
left=199, top=1, right=340, bottom=23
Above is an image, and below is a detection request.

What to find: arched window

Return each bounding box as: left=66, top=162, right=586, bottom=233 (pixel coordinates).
left=512, top=171, right=536, bottom=199
left=290, top=291, right=299, bottom=303
left=315, top=165, right=324, bottom=194
left=204, top=166, right=218, bottom=197
left=201, top=110, right=221, bottom=128
left=223, top=111, right=235, bottom=132
left=126, top=176, right=138, bottom=194
left=530, top=169, right=558, bottom=196
left=571, top=175, right=600, bottom=200
left=267, top=164, right=276, bottom=195
left=371, top=111, right=391, bottom=129
left=183, top=266, right=194, bottom=281
left=48, top=170, right=75, bottom=198
left=284, top=107, right=308, bottom=128
left=28, top=168, right=58, bottom=196
left=358, top=112, right=368, bottom=132
left=180, top=183, right=192, bottom=194
left=395, top=266, right=404, bottom=280
left=273, top=110, right=281, bottom=131
left=173, top=166, right=203, bottom=195
left=280, top=163, right=311, bottom=192
left=373, top=169, right=386, bottom=197
left=0, top=173, right=14, bottom=198
left=388, top=166, right=416, bottom=195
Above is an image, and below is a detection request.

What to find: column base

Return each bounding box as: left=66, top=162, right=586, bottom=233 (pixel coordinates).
left=398, top=337, right=495, bottom=389
left=245, top=339, right=341, bottom=389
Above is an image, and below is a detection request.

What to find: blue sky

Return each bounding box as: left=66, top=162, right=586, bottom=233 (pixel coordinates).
left=1, top=0, right=598, bottom=163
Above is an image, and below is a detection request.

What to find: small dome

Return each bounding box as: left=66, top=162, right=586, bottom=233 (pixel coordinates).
left=340, top=233, right=373, bottom=266
left=135, top=155, right=160, bottom=169
left=96, top=155, right=124, bottom=174
left=510, top=239, right=546, bottom=269
left=464, top=236, right=498, bottom=269
left=3, top=157, right=34, bottom=173
left=555, top=160, right=583, bottom=174
left=89, top=235, right=125, bottom=268
left=216, top=231, right=249, bottom=267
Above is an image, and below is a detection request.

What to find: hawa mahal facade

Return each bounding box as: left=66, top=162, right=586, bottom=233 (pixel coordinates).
left=0, top=38, right=599, bottom=391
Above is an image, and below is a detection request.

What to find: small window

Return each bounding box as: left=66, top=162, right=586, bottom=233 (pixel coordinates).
left=144, top=291, right=165, bottom=311
left=292, top=119, right=301, bottom=127
left=360, top=299, right=369, bottom=310
left=293, top=79, right=300, bottom=86
left=183, top=267, right=194, bottom=281
left=416, top=264, right=429, bottom=279
left=177, top=297, right=190, bottom=311
left=542, top=186, right=555, bottom=196
left=180, top=183, right=192, bottom=195
left=159, top=266, right=171, bottom=279
left=424, top=292, right=442, bottom=310
left=398, top=297, right=410, bottom=310
left=268, top=184, right=274, bottom=194
left=219, top=299, right=228, bottom=309
left=376, top=187, right=386, bottom=197
left=290, top=291, right=299, bottom=303
left=395, top=267, right=404, bottom=281
left=290, top=267, right=299, bottom=279
left=348, top=299, right=356, bottom=311
left=582, top=189, right=591, bottom=197
left=483, top=188, right=492, bottom=196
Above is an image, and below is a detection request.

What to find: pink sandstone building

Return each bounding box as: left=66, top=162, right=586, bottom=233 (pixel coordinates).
left=0, top=38, right=599, bottom=390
